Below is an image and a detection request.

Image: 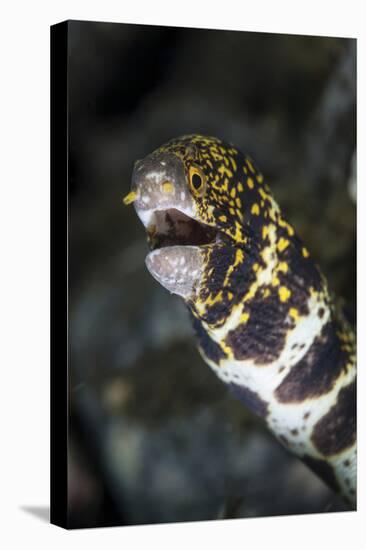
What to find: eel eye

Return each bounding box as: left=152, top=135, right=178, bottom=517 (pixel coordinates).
left=188, top=165, right=206, bottom=196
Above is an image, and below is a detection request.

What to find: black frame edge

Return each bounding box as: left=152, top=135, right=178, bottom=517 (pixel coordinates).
left=50, top=21, right=69, bottom=529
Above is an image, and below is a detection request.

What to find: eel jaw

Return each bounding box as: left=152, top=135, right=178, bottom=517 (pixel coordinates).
left=142, top=208, right=218, bottom=299
left=146, top=245, right=205, bottom=299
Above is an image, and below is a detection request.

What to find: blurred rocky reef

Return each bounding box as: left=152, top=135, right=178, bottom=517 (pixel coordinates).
left=67, top=21, right=356, bottom=528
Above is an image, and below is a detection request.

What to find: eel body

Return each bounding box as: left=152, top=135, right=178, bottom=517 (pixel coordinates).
left=124, top=134, right=356, bottom=506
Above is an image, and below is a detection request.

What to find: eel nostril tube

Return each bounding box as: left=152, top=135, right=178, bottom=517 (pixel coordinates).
left=123, top=190, right=139, bottom=205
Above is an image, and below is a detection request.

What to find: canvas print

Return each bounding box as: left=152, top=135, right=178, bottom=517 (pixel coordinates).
left=51, top=20, right=356, bottom=529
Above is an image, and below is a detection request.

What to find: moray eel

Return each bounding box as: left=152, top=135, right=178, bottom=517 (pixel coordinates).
left=124, top=134, right=356, bottom=506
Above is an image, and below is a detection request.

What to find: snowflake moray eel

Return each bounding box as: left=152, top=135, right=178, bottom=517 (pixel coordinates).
left=124, top=134, right=356, bottom=506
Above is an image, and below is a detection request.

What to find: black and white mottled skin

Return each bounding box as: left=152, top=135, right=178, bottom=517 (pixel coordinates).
left=124, top=134, right=356, bottom=506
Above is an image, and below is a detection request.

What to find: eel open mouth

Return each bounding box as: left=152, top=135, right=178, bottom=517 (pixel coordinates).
left=147, top=208, right=218, bottom=251
left=143, top=208, right=218, bottom=299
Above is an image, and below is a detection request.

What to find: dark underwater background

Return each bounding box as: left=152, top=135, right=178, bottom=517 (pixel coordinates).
left=67, top=21, right=356, bottom=528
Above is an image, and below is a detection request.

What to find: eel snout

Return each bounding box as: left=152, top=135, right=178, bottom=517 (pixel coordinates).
left=130, top=152, right=196, bottom=227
